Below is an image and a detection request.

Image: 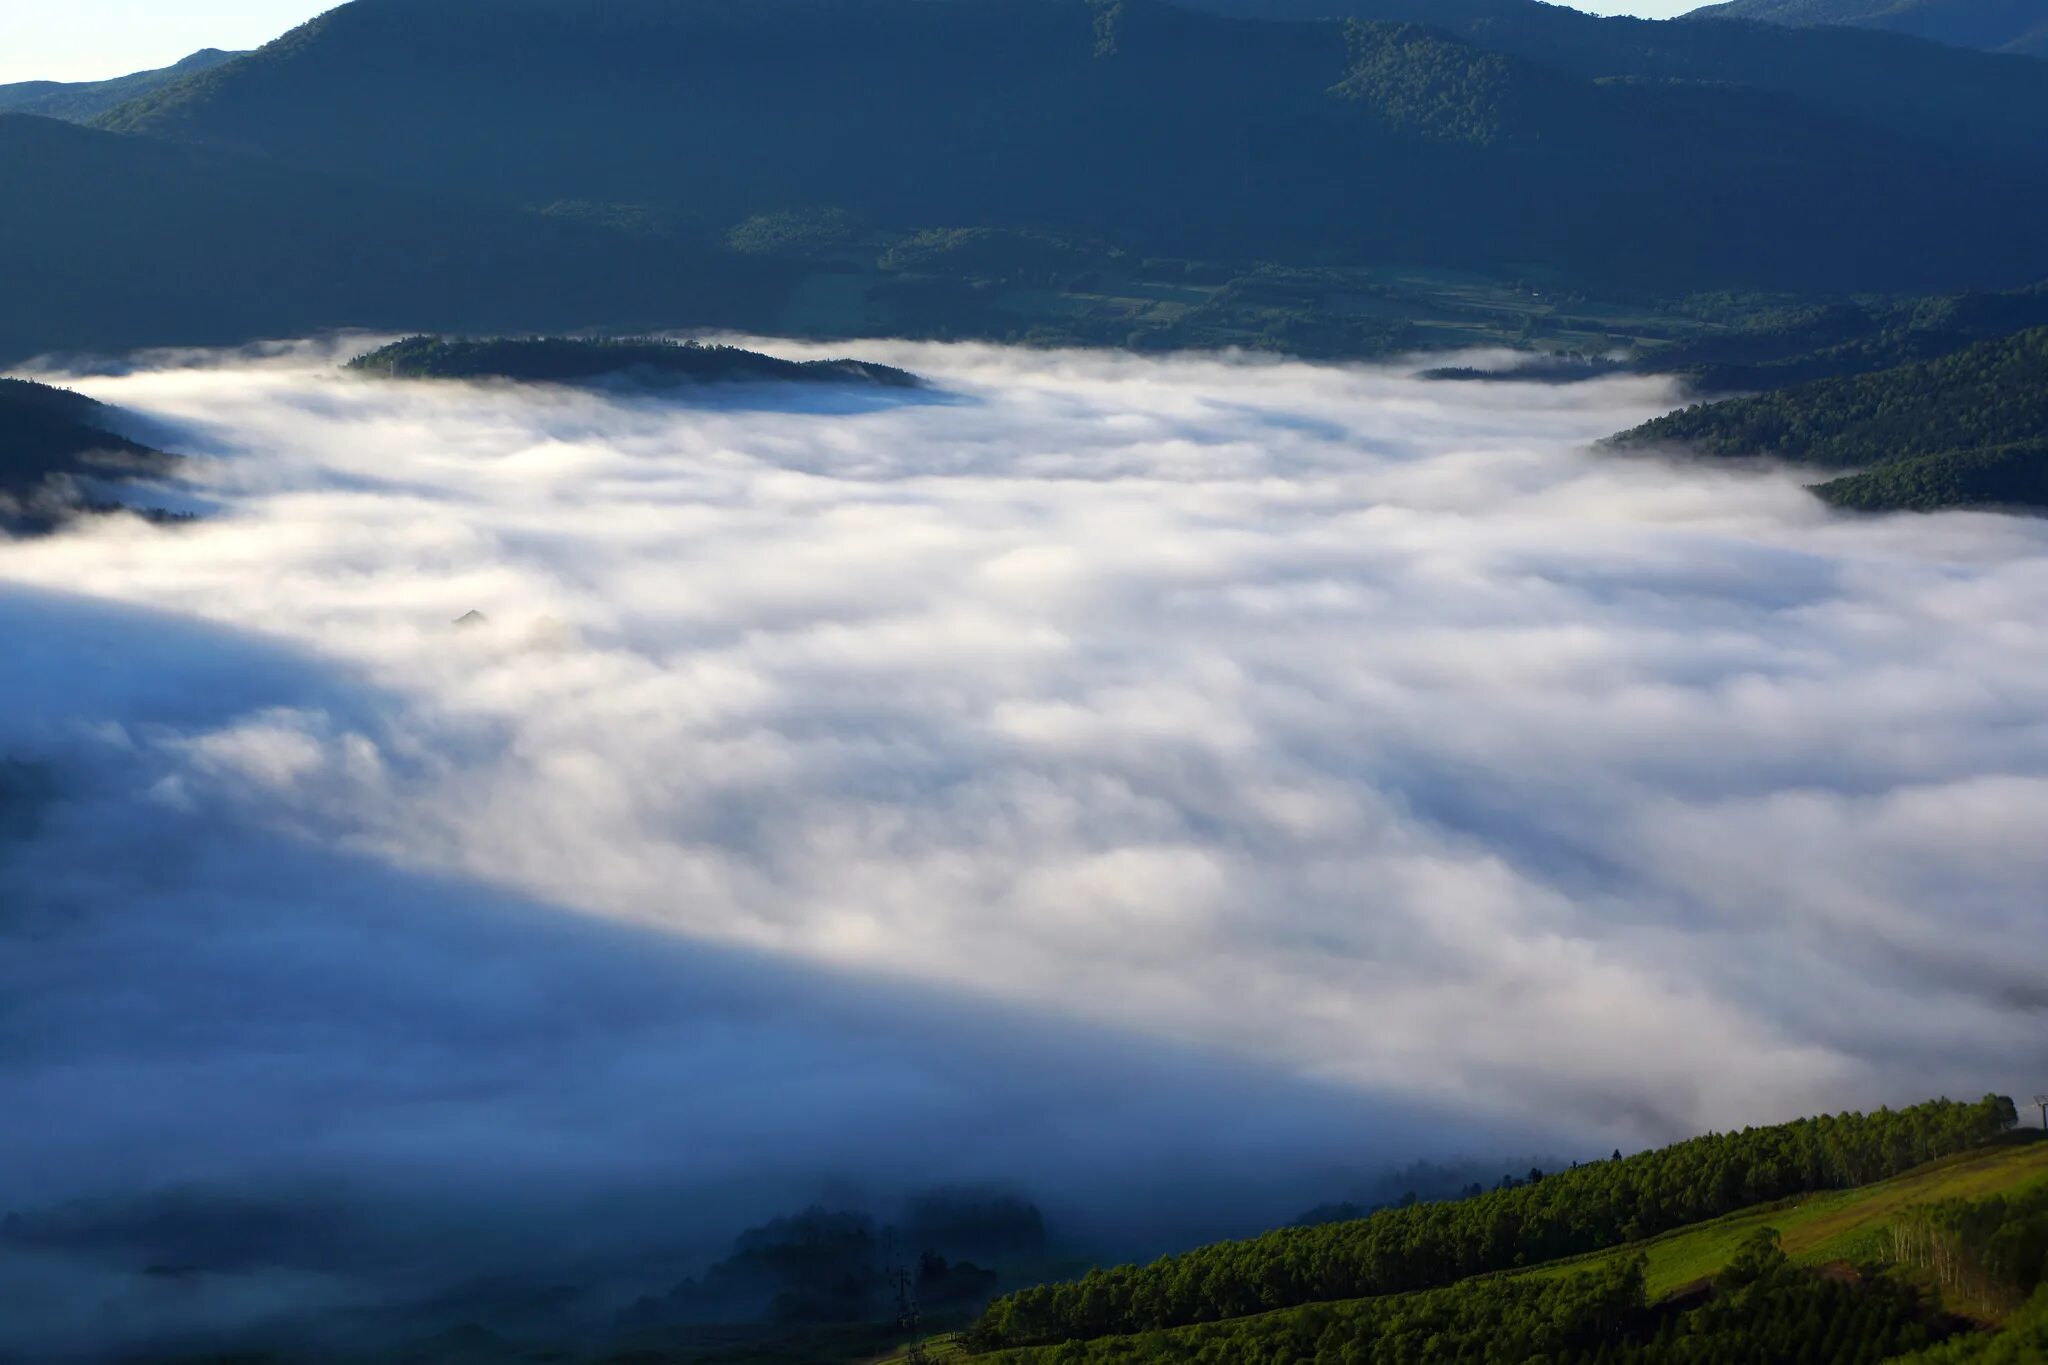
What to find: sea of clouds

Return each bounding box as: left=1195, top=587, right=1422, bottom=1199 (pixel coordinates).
left=3, top=337, right=2046, bottom=1352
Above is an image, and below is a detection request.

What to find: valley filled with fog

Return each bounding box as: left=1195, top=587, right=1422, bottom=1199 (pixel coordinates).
left=3, top=339, right=2046, bottom=1353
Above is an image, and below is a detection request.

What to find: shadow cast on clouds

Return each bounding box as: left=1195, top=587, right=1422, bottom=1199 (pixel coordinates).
left=0, top=587, right=1473, bottom=1354
left=3, top=337, right=2048, bottom=1352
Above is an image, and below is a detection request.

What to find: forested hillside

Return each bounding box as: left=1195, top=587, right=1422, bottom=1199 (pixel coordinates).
left=1687, top=0, right=2048, bottom=59
left=979, top=1237, right=1950, bottom=1365
left=0, top=113, right=765, bottom=363
left=1639, top=284, right=2048, bottom=394
left=78, top=0, right=2048, bottom=299
left=0, top=377, right=175, bottom=528
left=1610, top=328, right=2048, bottom=511
left=1165, top=0, right=2048, bottom=161
left=891, top=1101, right=2048, bottom=1365
left=970, top=1095, right=2016, bottom=1347
left=0, top=0, right=2040, bottom=360
left=0, top=49, right=243, bottom=123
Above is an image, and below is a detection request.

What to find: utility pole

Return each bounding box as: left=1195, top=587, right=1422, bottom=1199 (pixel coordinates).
left=885, top=1236, right=928, bottom=1365
left=2035, top=1095, right=2048, bottom=1131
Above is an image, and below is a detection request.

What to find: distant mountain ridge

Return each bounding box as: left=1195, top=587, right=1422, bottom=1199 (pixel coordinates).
left=1686, top=0, right=2048, bottom=58
left=75, top=0, right=2048, bottom=297
left=2, top=0, right=2047, bottom=361
left=1164, top=0, right=2048, bottom=157
left=0, top=49, right=244, bottom=123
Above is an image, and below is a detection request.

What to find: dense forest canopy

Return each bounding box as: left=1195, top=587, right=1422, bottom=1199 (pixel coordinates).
left=1638, top=283, right=2048, bottom=394
left=978, top=1237, right=1956, bottom=1365
left=971, top=1095, right=2017, bottom=1348
left=1614, top=327, right=2048, bottom=465
left=1609, top=327, right=2048, bottom=511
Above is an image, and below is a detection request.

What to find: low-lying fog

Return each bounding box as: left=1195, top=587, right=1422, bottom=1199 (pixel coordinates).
left=3, top=338, right=2045, bottom=1356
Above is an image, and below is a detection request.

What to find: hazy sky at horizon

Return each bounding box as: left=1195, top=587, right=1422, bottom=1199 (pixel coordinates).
left=2, top=0, right=1698, bottom=85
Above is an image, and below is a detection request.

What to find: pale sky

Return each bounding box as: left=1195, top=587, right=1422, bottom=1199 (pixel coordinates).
left=0, top=0, right=1697, bottom=86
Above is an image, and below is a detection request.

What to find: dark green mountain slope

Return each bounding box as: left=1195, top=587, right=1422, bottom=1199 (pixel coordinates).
left=1687, top=0, right=2048, bottom=59
left=963, top=1137, right=2048, bottom=1365
left=1168, top=0, right=2048, bottom=162
left=348, top=336, right=922, bottom=389
left=1813, top=442, right=2048, bottom=512
left=970, top=1096, right=2014, bottom=1347
left=0, top=377, right=175, bottom=526
left=1614, top=328, right=2048, bottom=466
left=0, top=49, right=244, bottom=123
left=0, top=113, right=763, bottom=365
left=1640, top=283, right=2048, bottom=393
left=78, top=0, right=2048, bottom=299
left=1611, top=328, right=2048, bottom=511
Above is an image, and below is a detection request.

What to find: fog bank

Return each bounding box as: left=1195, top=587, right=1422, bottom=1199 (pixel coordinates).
left=3, top=337, right=2045, bottom=1353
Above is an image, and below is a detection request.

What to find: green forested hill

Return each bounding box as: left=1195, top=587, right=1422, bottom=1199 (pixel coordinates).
left=347, top=336, right=922, bottom=389
left=1167, top=0, right=2048, bottom=162
left=1618, top=328, right=2048, bottom=464
left=1611, top=328, right=2048, bottom=510
left=1638, top=284, right=2048, bottom=394
left=8, top=0, right=2048, bottom=363
left=0, top=113, right=765, bottom=364
left=969, top=1096, right=2016, bottom=1348
left=0, top=377, right=175, bottom=526
left=0, top=49, right=244, bottom=123
left=1810, top=443, right=2048, bottom=513
left=934, top=1108, right=2048, bottom=1365
left=978, top=1245, right=1944, bottom=1365
left=76, top=0, right=2048, bottom=300
left=1687, top=0, right=2048, bottom=60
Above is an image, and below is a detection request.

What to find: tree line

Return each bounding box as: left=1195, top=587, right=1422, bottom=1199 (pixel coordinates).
left=970, top=1096, right=2018, bottom=1349
left=978, top=1230, right=1948, bottom=1365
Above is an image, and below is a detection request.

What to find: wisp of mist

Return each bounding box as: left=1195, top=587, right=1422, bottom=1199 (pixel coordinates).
left=3, top=338, right=2046, bottom=1354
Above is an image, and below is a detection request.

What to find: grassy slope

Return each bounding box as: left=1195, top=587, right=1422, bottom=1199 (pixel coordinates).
left=1533, top=1133, right=2048, bottom=1300
left=918, top=1135, right=2048, bottom=1364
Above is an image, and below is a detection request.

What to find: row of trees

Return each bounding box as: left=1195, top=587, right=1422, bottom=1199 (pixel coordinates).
left=1894, top=1180, right=2048, bottom=1316
left=344, top=335, right=921, bottom=389
left=971, top=1096, right=2018, bottom=1349
left=979, top=1232, right=1945, bottom=1365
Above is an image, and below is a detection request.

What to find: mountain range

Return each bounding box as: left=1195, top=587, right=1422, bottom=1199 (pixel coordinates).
left=1686, top=0, right=2048, bottom=59
left=3, top=0, right=2048, bottom=364
left=0, top=48, right=242, bottom=123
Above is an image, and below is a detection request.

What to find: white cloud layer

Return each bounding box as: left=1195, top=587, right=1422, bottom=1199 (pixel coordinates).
left=2, top=337, right=2046, bottom=1346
